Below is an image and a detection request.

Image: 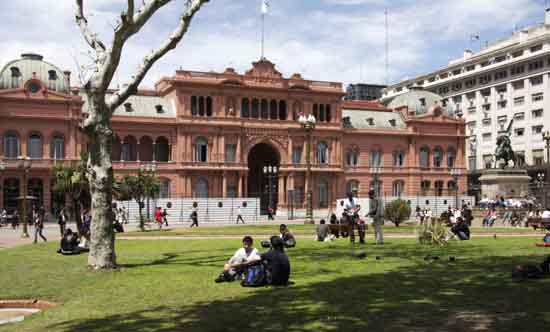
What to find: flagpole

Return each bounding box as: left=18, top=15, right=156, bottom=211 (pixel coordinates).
left=261, top=11, right=265, bottom=59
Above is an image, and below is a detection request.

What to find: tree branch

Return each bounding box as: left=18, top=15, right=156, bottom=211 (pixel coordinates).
left=107, top=0, right=209, bottom=111
left=75, top=0, right=107, bottom=52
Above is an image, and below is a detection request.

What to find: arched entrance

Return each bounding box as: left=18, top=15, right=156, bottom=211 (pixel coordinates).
left=248, top=143, right=280, bottom=214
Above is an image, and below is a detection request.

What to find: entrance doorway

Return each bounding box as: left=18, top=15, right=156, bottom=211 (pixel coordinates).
left=247, top=143, right=280, bottom=214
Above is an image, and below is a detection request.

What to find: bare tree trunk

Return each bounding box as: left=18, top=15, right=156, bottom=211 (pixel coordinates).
left=85, top=96, right=116, bottom=269
left=137, top=200, right=144, bottom=231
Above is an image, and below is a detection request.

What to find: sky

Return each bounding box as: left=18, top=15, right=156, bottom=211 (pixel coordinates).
left=0, top=0, right=547, bottom=89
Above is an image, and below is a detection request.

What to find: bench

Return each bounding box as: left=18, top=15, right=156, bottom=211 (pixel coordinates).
left=527, top=218, right=550, bottom=231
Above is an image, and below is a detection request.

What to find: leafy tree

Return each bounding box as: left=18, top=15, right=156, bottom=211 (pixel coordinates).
left=384, top=199, right=411, bottom=227
left=116, top=169, right=160, bottom=231
left=75, top=0, right=210, bottom=268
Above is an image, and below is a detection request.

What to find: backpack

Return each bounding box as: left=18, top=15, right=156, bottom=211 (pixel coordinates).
left=241, top=263, right=268, bottom=287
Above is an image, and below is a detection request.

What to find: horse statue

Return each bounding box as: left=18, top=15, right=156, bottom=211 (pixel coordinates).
left=494, top=119, right=517, bottom=169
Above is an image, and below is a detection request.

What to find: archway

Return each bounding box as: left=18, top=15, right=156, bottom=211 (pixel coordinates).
left=247, top=143, right=280, bottom=214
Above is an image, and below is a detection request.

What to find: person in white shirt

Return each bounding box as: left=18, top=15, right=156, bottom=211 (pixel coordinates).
left=215, top=236, right=259, bottom=283
left=542, top=210, right=550, bottom=219
left=343, top=191, right=364, bottom=243
left=236, top=206, right=245, bottom=224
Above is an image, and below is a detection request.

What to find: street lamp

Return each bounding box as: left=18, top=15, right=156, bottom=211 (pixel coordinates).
left=536, top=172, right=546, bottom=209
left=263, top=165, right=278, bottom=214
left=140, top=162, right=157, bottom=220
left=298, top=113, right=316, bottom=224
left=450, top=168, right=462, bottom=209
left=16, top=156, right=32, bottom=238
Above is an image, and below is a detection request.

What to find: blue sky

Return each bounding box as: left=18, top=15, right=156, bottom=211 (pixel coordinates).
left=0, top=0, right=547, bottom=89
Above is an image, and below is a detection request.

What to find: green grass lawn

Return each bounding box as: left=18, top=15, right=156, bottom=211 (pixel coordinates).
left=1, top=237, right=550, bottom=331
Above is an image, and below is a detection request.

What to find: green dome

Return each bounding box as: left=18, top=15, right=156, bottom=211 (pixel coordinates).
left=383, top=88, right=451, bottom=116
left=0, top=53, right=68, bottom=93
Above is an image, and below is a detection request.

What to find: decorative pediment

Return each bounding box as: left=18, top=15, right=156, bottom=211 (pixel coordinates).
left=245, top=58, right=283, bottom=79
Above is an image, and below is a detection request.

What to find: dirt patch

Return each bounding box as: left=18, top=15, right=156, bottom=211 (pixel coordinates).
left=0, top=299, right=57, bottom=310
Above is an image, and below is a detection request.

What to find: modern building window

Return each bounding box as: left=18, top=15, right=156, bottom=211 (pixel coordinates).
left=532, top=109, right=543, bottom=118
left=465, top=79, right=476, bottom=88
left=482, top=103, right=491, bottom=111
left=317, top=141, right=329, bottom=165
left=194, top=178, right=209, bottom=198
left=512, top=80, right=525, bottom=90
left=478, top=74, right=491, bottom=85
left=447, top=148, right=456, bottom=168
left=51, top=135, right=65, bottom=160
left=419, top=147, right=429, bottom=168
left=530, top=75, right=543, bottom=86
left=195, top=137, right=208, bottom=162
left=497, top=100, right=507, bottom=109
left=292, top=146, right=302, bottom=164
left=511, top=65, right=525, bottom=75
left=514, top=128, right=525, bottom=137
left=370, top=150, right=382, bottom=167
left=532, top=93, right=544, bottom=102
left=433, top=147, right=443, bottom=168
left=494, top=70, right=507, bottom=81
left=392, top=181, right=404, bottom=197
left=482, top=133, right=492, bottom=142
left=512, top=50, right=524, bottom=58
left=533, top=149, right=544, bottom=165
left=530, top=44, right=543, bottom=53
left=483, top=155, right=493, bottom=169
left=513, top=96, right=525, bottom=106
left=28, top=134, right=43, bottom=159
left=225, top=144, right=236, bottom=163
left=482, top=118, right=491, bottom=126
left=3, top=132, right=20, bottom=158
left=515, top=151, right=525, bottom=167
left=514, top=112, right=525, bottom=121
left=392, top=151, right=405, bottom=167
left=532, top=125, right=544, bottom=135
left=346, top=149, right=359, bottom=167
left=346, top=180, right=359, bottom=196
left=528, top=60, right=544, bottom=71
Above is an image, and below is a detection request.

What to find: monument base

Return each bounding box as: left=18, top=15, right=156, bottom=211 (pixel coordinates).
left=478, top=169, right=531, bottom=199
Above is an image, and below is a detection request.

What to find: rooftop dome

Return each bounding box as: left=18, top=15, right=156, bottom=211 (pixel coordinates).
left=383, top=88, right=452, bottom=116
left=0, top=53, right=68, bottom=93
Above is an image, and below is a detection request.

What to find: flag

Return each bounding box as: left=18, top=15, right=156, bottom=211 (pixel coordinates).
left=261, top=0, right=270, bottom=14
left=470, top=34, right=480, bottom=41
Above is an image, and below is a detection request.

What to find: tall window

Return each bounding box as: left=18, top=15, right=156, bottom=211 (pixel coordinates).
left=483, top=155, right=493, bottom=169
left=393, top=150, right=404, bottom=167
left=346, top=180, right=359, bottom=196
left=194, top=179, right=209, bottom=198
left=195, top=137, right=208, bottom=162
left=346, top=149, right=359, bottom=166
left=317, top=180, right=328, bottom=208
left=121, top=136, right=137, bottom=161
left=419, top=147, right=430, bottom=168
left=317, top=142, right=329, bottom=164
left=292, top=146, right=302, bottom=164
left=241, top=98, right=250, bottom=118
left=433, top=147, right=443, bottom=168
left=51, top=135, right=65, bottom=160
left=370, top=150, right=382, bottom=167
left=269, top=100, right=278, bottom=119
left=278, top=100, right=287, bottom=120
left=447, top=148, right=456, bottom=168
left=28, top=134, right=43, bottom=159
left=190, top=96, right=212, bottom=117
left=435, top=180, right=444, bottom=196
left=225, top=144, right=237, bottom=163
left=370, top=180, right=382, bottom=197
left=4, top=132, right=20, bottom=158
left=421, top=180, right=431, bottom=193
left=260, top=99, right=269, bottom=119
left=392, top=180, right=404, bottom=197
left=159, top=179, right=171, bottom=198
left=251, top=99, right=260, bottom=118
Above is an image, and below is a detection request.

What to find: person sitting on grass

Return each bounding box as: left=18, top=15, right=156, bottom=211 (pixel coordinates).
left=215, top=236, right=259, bottom=283
left=451, top=217, right=470, bottom=241
left=57, top=228, right=81, bottom=255
left=242, top=236, right=290, bottom=287
left=316, top=219, right=330, bottom=242
left=279, top=224, right=296, bottom=248
left=543, top=233, right=550, bottom=244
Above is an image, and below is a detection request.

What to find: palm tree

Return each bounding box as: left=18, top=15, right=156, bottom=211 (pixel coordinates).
left=116, top=169, right=159, bottom=231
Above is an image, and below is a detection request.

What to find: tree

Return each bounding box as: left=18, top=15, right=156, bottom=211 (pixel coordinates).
left=52, top=155, right=91, bottom=236
left=75, top=0, right=210, bottom=268
left=384, top=199, right=411, bottom=227
left=116, top=169, right=160, bottom=231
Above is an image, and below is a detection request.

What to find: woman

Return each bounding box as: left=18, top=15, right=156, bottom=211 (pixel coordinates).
left=58, top=208, right=67, bottom=237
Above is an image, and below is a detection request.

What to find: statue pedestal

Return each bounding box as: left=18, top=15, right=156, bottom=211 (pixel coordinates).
left=478, top=169, right=531, bottom=199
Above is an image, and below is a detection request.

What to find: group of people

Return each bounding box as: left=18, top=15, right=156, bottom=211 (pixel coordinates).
left=154, top=207, right=169, bottom=229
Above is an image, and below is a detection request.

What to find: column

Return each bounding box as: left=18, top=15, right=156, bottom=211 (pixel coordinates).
left=243, top=175, right=248, bottom=197
left=278, top=174, right=285, bottom=207
left=152, top=141, right=156, bottom=162
left=288, top=137, right=293, bottom=163
left=120, top=139, right=124, bottom=161
left=238, top=173, right=243, bottom=198
left=222, top=172, right=227, bottom=198
left=236, top=135, right=242, bottom=163
left=220, top=135, right=225, bottom=163
left=168, top=143, right=172, bottom=161
left=136, top=141, right=141, bottom=162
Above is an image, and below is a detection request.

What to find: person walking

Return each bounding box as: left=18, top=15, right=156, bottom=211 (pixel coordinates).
left=155, top=207, right=163, bottom=230
left=267, top=206, right=275, bottom=221
left=368, top=189, right=384, bottom=245
left=162, top=208, right=169, bottom=227
left=190, top=208, right=199, bottom=227
left=236, top=205, right=245, bottom=224
left=33, top=207, right=47, bottom=243
left=12, top=210, right=19, bottom=229
left=58, top=207, right=67, bottom=237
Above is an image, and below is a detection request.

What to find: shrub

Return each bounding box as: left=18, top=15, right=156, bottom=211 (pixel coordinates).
left=384, top=199, right=411, bottom=227
left=417, top=219, right=450, bottom=246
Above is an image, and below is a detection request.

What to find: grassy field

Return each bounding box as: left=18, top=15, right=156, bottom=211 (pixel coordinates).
left=1, top=237, right=550, bottom=331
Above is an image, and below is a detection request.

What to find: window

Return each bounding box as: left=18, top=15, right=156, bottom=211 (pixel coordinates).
left=370, top=150, right=382, bottom=167
left=433, top=147, right=443, bottom=168
left=511, top=65, right=525, bottom=75
left=28, top=134, right=42, bottom=159
left=530, top=75, right=543, bottom=86
left=3, top=132, right=20, bottom=158
left=48, top=70, right=57, bottom=90
left=482, top=133, right=492, bottom=142
left=346, top=180, right=359, bottom=196
left=124, top=102, right=133, bottom=112
left=155, top=104, right=164, bottom=114
left=515, top=151, right=525, bottom=167
left=512, top=80, right=524, bottom=90
left=482, top=118, right=491, bottom=126
left=469, top=156, right=477, bottom=171
left=514, top=112, right=525, bottom=121
left=513, top=96, right=525, bottom=106
left=438, top=86, right=449, bottom=94
left=392, top=151, right=405, bottom=167
left=421, top=180, right=431, bottom=192
left=10, top=67, right=21, bottom=88
left=532, top=125, right=544, bottom=134
left=497, top=100, right=507, bottom=109
left=191, top=96, right=213, bottom=117
left=370, top=180, right=382, bottom=197
left=494, top=55, right=506, bottom=63
left=533, top=149, right=544, bottom=165
left=532, top=109, right=543, bottom=118
left=514, top=128, right=525, bottom=137
left=480, top=61, right=490, bottom=68
left=392, top=181, right=404, bottom=197
left=496, top=84, right=507, bottom=93
left=452, top=69, right=462, bottom=75
left=465, top=65, right=475, bottom=72
left=225, top=144, right=236, bottom=163
left=241, top=98, right=250, bottom=118
left=531, top=44, right=543, bottom=53
left=478, top=74, right=491, bottom=85
left=528, top=59, right=544, bottom=71
left=194, top=179, right=209, bottom=198
left=494, top=70, right=507, bottom=80
left=292, top=147, right=302, bottom=164
left=532, top=93, right=544, bottom=102
left=346, top=149, right=359, bottom=167
left=313, top=103, right=331, bottom=123
left=512, top=50, right=523, bottom=58
left=260, top=99, right=268, bottom=119
left=482, top=103, right=491, bottom=111
left=51, top=135, right=64, bottom=160
left=435, top=180, right=444, bottom=196
left=451, top=82, right=462, bottom=91
left=483, top=155, right=493, bottom=169
left=317, top=142, right=329, bottom=165
left=159, top=179, right=171, bottom=199
left=419, top=147, right=429, bottom=168
left=446, top=149, right=456, bottom=168
left=195, top=137, right=208, bottom=162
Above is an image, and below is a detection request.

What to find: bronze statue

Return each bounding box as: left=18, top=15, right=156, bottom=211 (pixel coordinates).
left=494, top=119, right=516, bottom=169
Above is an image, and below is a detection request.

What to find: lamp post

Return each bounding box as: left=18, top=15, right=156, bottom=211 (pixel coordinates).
left=16, top=157, right=32, bottom=238
left=298, top=113, right=316, bottom=224
left=450, top=168, right=461, bottom=209
left=263, top=165, right=278, bottom=214
left=536, top=172, right=545, bottom=208
left=140, top=162, right=157, bottom=220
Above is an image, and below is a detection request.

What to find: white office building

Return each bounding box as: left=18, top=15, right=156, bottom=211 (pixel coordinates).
left=382, top=9, right=550, bottom=172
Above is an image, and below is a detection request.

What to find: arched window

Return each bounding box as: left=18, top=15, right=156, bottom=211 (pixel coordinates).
left=260, top=99, right=269, bottom=119
left=317, top=141, right=329, bottom=164
left=241, top=98, right=250, bottom=118
left=112, top=135, right=121, bottom=161
left=195, top=178, right=209, bottom=198
left=319, top=104, right=326, bottom=122
left=121, top=136, right=137, bottom=161
left=370, top=149, right=382, bottom=167
left=421, top=180, right=431, bottom=193
left=278, top=100, right=287, bottom=120
left=393, top=150, right=405, bottom=167
left=433, top=147, right=443, bottom=168
left=159, top=178, right=171, bottom=198
left=251, top=98, right=260, bottom=118
left=346, top=180, right=359, bottom=196
left=206, top=96, right=213, bottom=117
left=370, top=180, right=382, bottom=197
left=326, top=104, right=332, bottom=122
left=269, top=100, right=278, bottom=119
left=317, top=179, right=329, bottom=208
left=198, top=96, right=205, bottom=116
left=10, top=67, right=21, bottom=89
left=191, top=96, right=198, bottom=116
left=50, top=134, right=65, bottom=160
left=447, top=180, right=457, bottom=192
left=155, top=136, right=170, bottom=162
left=139, top=136, right=154, bottom=162
left=392, top=180, right=405, bottom=197
left=435, top=180, right=444, bottom=196
left=226, top=97, right=236, bottom=116
left=28, top=133, right=43, bottom=159
left=419, top=147, right=430, bottom=168
left=195, top=137, right=208, bottom=162
left=346, top=149, right=359, bottom=166
left=447, top=148, right=456, bottom=168
left=4, top=132, right=20, bottom=158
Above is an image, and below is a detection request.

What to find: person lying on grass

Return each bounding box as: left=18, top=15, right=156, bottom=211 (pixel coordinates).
left=215, top=236, right=259, bottom=283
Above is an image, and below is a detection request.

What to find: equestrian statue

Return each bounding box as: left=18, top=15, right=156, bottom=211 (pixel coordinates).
left=494, top=119, right=519, bottom=169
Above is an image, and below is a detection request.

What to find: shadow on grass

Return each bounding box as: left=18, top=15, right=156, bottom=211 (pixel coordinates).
left=50, top=248, right=550, bottom=332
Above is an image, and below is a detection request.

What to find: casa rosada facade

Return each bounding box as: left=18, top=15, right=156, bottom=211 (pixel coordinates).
left=0, top=53, right=466, bottom=214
